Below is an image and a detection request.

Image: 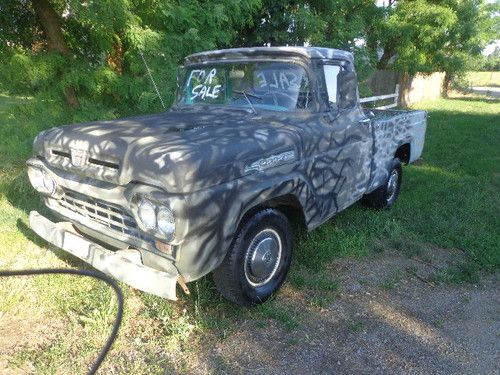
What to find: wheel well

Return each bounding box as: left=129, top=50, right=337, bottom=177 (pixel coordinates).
left=238, top=194, right=306, bottom=232
left=395, top=143, right=411, bottom=164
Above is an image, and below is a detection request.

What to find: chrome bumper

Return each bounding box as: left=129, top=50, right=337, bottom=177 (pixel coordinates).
left=29, top=210, right=178, bottom=300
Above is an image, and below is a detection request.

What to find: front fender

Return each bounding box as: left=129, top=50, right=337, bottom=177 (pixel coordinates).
left=175, top=171, right=320, bottom=281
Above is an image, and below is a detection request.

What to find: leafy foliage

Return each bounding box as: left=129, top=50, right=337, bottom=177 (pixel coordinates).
left=0, top=0, right=495, bottom=116
left=0, top=0, right=260, bottom=119
left=477, top=47, right=500, bottom=71
left=372, top=0, right=495, bottom=88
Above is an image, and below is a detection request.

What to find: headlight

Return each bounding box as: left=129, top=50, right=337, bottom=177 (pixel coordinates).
left=157, top=207, right=175, bottom=241
left=138, top=199, right=156, bottom=229
left=27, top=166, right=57, bottom=196
left=43, top=173, right=56, bottom=195
left=135, top=197, right=176, bottom=242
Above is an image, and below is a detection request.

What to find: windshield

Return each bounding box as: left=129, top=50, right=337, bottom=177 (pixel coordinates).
left=177, top=62, right=312, bottom=111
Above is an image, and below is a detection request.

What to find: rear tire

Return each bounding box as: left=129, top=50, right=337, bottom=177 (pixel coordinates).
left=363, top=158, right=402, bottom=209
left=213, top=208, right=293, bottom=306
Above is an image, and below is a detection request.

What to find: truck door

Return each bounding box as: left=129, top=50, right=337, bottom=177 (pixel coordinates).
left=319, top=62, right=372, bottom=215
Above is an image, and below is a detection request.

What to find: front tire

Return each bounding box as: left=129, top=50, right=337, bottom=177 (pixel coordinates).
left=213, top=208, right=293, bottom=305
left=363, top=158, right=402, bottom=209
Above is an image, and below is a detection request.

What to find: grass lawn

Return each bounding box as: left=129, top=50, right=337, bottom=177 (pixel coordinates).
left=465, top=71, right=500, bottom=87
left=0, top=94, right=499, bottom=373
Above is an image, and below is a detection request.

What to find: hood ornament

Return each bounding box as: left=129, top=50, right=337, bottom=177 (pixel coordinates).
left=70, top=147, right=88, bottom=168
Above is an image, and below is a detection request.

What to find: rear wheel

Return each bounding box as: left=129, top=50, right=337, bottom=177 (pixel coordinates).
left=213, top=208, right=293, bottom=305
left=363, top=158, right=402, bottom=209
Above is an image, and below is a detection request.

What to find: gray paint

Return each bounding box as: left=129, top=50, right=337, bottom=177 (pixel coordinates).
left=27, top=47, right=427, bottom=298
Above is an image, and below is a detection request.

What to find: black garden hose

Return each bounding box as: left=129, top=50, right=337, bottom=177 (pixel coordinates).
left=0, top=268, right=124, bottom=375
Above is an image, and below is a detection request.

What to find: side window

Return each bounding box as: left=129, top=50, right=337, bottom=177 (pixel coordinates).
left=323, top=65, right=341, bottom=105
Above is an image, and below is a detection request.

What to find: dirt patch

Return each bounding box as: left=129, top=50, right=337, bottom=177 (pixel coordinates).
left=190, top=248, right=499, bottom=374
left=0, top=310, right=66, bottom=374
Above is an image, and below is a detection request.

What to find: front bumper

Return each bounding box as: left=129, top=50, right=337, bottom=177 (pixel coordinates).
left=29, top=210, right=178, bottom=300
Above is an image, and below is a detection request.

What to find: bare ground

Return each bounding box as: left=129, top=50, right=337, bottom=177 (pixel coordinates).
left=190, top=247, right=500, bottom=375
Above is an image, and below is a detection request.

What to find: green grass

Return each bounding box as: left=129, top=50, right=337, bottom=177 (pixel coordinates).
left=465, top=71, right=500, bottom=87
left=379, top=270, right=404, bottom=291
left=348, top=320, right=365, bottom=333
left=0, top=93, right=499, bottom=373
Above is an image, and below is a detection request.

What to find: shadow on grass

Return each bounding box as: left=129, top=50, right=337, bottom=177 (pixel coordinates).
left=15, top=218, right=47, bottom=249
left=444, top=96, right=500, bottom=104
left=177, top=273, right=492, bottom=374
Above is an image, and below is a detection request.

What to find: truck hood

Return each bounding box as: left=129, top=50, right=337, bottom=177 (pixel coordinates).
left=34, top=107, right=303, bottom=192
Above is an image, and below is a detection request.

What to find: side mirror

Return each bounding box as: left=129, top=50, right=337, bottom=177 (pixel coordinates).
left=337, top=71, right=358, bottom=110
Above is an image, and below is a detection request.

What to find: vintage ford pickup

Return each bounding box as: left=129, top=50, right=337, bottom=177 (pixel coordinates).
left=27, top=47, right=427, bottom=305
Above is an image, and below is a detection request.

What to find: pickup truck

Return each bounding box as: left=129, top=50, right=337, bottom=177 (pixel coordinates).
left=27, top=47, right=427, bottom=305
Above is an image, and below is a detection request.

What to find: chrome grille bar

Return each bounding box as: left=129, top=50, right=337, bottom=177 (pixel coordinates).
left=54, top=190, right=153, bottom=244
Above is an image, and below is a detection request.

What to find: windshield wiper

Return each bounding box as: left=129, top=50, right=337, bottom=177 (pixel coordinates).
left=233, top=90, right=262, bottom=114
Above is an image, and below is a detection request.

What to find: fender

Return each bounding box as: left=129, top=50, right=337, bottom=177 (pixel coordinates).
left=176, top=171, right=321, bottom=281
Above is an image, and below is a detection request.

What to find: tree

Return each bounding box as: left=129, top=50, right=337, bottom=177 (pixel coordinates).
left=32, top=0, right=79, bottom=107
left=480, top=46, right=500, bottom=71
left=0, top=0, right=260, bottom=116
left=234, top=0, right=381, bottom=81
left=0, top=0, right=494, bottom=113
left=371, top=0, right=493, bottom=93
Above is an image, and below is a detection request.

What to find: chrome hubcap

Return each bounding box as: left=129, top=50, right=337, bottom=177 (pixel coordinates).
left=387, top=169, right=398, bottom=202
left=244, top=229, right=282, bottom=287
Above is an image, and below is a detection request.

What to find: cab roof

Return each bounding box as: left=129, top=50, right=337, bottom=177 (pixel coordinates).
left=185, top=46, right=354, bottom=65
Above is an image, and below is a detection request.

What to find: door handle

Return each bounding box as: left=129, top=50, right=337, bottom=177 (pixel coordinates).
left=359, top=118, right=371, bottom=124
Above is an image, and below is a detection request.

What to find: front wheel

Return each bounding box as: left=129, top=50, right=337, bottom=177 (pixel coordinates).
left=363, top=158, right=402, bottom=209
left=213, top=208, right=293, bottom=305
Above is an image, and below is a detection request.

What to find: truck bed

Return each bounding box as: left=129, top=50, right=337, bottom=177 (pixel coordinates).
left=367, top=108, right=427, bottom=192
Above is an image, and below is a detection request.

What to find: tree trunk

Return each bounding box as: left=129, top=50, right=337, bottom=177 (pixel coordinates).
left=32, top=0, right=79, bottom=107
left=107, top=38, right=124, bottom=74
left=377, top=46, right=395, bottom=70
left=442, top=73, right=452, bottom=98
left=398, top=73, right=413, bottom=108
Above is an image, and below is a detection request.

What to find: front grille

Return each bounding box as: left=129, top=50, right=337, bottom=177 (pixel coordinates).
left=55, top=190, right=153, bottom=245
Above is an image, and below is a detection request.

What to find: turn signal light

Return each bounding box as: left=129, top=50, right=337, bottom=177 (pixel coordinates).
left=155, top=240, right=173, bottom=256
